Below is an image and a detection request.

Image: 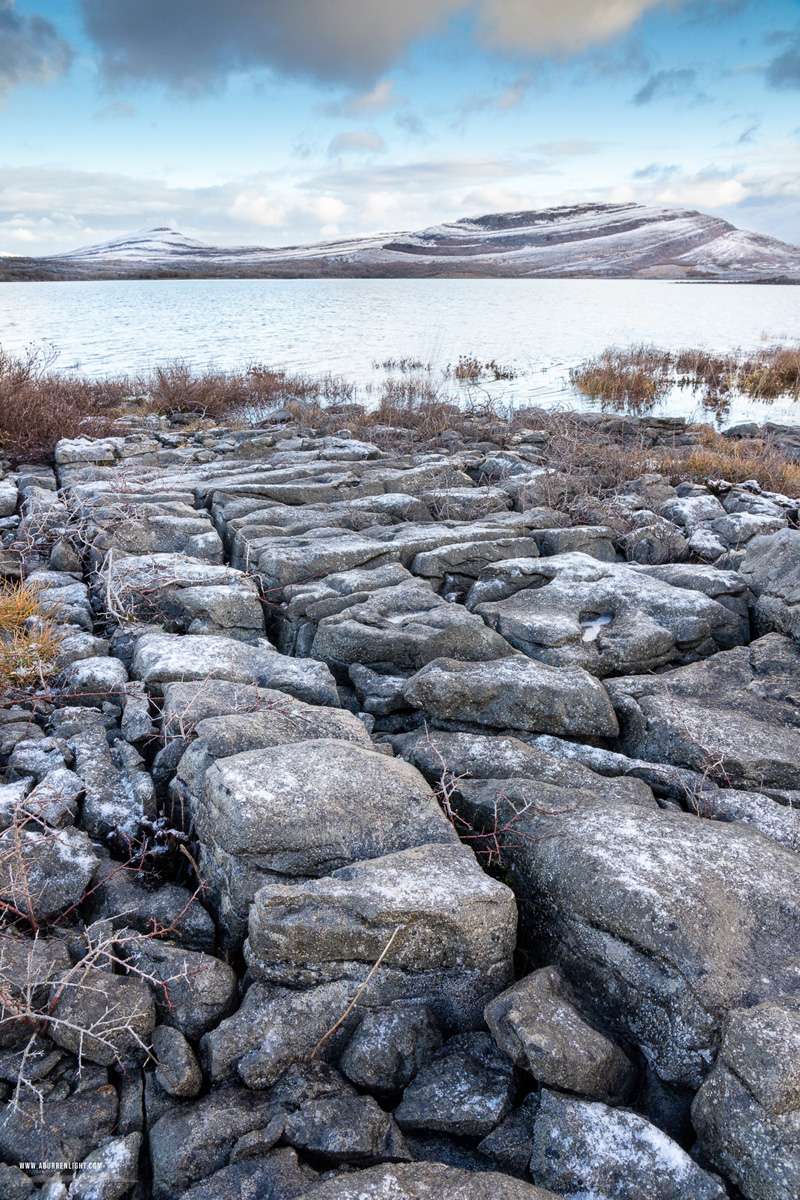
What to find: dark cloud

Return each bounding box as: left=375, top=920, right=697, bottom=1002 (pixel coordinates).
left=0, top=0, right=72, bottom=97
left=80, top=0, right=684, bottom=90
left=632, top=68, right=706, bottom=105
left=766, top=33, right=800, bottom=90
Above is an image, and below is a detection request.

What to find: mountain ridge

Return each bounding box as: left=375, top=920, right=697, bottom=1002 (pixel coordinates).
left=3, top=202, right=799, bottom=281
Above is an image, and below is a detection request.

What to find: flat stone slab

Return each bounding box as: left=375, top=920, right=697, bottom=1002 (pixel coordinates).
left=196, top=738, right=457, bottom=942
left=607, top=633, right=800, bottom=791
left=245, top=841, right=516, bottom=988
left=469, top=552, right=743, bottom=677
left=402, top=655, right=619, bottom=738
left=311, top=582, right=515, bottom=671
left=131, top=631, right=339, bottom=707
left=453, top=780, right=800, bottom=1088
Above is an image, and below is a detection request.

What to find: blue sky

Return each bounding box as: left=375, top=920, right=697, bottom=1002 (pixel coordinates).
left=1, top=0, right=799, bottom=253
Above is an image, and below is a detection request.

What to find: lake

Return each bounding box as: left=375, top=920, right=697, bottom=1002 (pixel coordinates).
left=0, top=277, right=798, bottom=426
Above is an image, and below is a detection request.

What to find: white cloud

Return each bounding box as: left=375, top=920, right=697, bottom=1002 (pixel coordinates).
left=322, top=79, right=406, bottom=116
left=328, top=131, right=386, bottom=155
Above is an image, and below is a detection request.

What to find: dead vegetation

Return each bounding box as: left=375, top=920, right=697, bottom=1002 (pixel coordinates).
left=570, top=341, right=800, bottom=418
left=0, top=581, right=63, bottom=693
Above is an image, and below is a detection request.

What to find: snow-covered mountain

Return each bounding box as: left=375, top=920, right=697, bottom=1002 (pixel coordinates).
left=31, top=203, right=800, bottom=280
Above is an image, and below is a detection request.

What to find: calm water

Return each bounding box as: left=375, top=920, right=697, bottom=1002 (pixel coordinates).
left=0, top=277, right=798, bottom=425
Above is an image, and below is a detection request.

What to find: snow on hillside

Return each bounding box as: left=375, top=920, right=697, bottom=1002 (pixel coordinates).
left=57, top=204, right=800, bottom=280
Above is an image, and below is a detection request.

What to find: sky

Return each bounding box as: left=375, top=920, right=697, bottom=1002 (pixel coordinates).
left=0, top=0, right=799, bottom=255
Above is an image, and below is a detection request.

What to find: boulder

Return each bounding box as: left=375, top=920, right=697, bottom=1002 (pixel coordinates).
left=195, top=740, right=456, bottom=943
left=311, top=582, right=515, bottom=671
left=0, top=935, right=72, bottom=1048
left=124, top=940, right=237, bottom=1040
left=85, top=864, right=216, bottom=952
left=452, top=781, right=800, bottom=1088
left=170, top=699, right=371, bottom=826
left=250, top=531, right=397, bottom=591
left=529, top=1089, right=727, bottom=1200
left=177, top=1150, right=315, bottom=1200
left=245, top=841, right=516, bottom=988
left=393, top=1032, right=515, bottom=1138
left=339, top=1003, right=443, bottom=1093
left=692, top=998, right=800, bottom=1200
left=67, top=1132, right=141, bottom=1200
left=485, top=966, right=635, bottom=1102
left=58, top=709, right=156, bottom=838
left=99, top=553, right=265, bottom=642
left=49, top=966, right=156, bottom=1067
left=393, top=728, right=653, bottom=806
left=297, top=1162, right=561, bottom=1199
left=469, top=553, right=742, bottom=677
left=0, top=1062, right=118, bottom=1169
left=152, top=1025, right=202, bottom=1097
left=740, top=527, right=800, bottom=640
left=402, top=656, right=619, bottom=738
left=132, top=631, right=339, bottom=707
left=607, top=634, right=800, bottom=791
left=0, top=823, right=98, bottom=922
left=531, top=524, right=618, bottom=561
left=148, top=1083, right=285, bottom=1199
left=202, top=980, right=378, bottom=1087
left=477, top=1093, right=540, bottom=1177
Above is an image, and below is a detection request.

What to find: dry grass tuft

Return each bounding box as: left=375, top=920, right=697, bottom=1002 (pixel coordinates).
left=569, top=344, right=672, bottom=412
left=663, top=433, right=800, bottom=495
left=0, top=581, right=63, bottom=691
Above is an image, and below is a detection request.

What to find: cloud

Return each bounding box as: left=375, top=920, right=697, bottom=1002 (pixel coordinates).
left=322, top=79, right=405, bottom=116
left=0, top=0, right=72, bottom=97
left=328, top=131, right=386, bottom=155
left=538, top=139, right=601, bottom=155
left=632, top=68, right=704, bottom=105
left=632, top=162, right=680, bottom=179
left=766, top=32, right=800, bottom=90
left=80, top=0, right=690, bottom=89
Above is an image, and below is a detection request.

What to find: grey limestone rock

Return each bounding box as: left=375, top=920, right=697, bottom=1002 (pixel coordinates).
left=67, top=1132, right=141, bottom=1200
left=485, top=965, right=635, bottom=1102
left=740, top=527, right=800, bottom=640
left=99, top=552, right=265, bottom=642
left=177, top=1149, right=315, bottom=1200
left=244, top=841, right=516, bottom=992
left=170, top=698, right=371, bottom=826
left=469, top=552, right=743, bottom=677
left=49, top=965, right=156, bottom=1067
left=195, top=739, right=456, bottom=943
left=339, top=1003, right=443, bottom=1093
left=0, top=823, right=98, bottom=922
left=402, top=655, right=619, bottom=738
left=311, top=581, right=515, bottom=672
left=692, top=999, right=800, bottom=1200
left=296, top=1162, right=562, bottom=1200
left=393, top=1032, right=515, bottom=1139
left=607, top=634, right=800, bottom=791
left=148, top=1083, right=285, bottom=1199
left=529, top=1089, right=727, bottom=1200
left=152, top=1025, right=202, bottom=1097
left=132, top=631, right=339, bottom=707
left=124, top=939, right=237, bottom=1040
left=86, top=864, right=216, bottom=952
left=453, top=779, right=800, bottom=1088
left=0, top=1062, right=118, bottom=1171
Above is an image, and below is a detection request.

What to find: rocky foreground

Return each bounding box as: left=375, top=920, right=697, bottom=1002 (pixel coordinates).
left=0, top=408, right=799, bottom=1200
